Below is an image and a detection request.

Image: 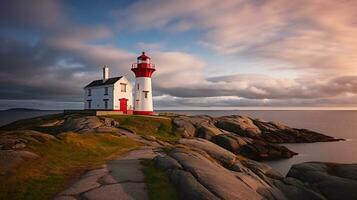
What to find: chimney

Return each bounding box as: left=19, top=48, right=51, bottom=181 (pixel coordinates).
left=103, top=65, right=109, bottom=82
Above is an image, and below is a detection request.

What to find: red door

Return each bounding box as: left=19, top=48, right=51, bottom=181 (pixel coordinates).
left=119, top=98, right=128, bottom=113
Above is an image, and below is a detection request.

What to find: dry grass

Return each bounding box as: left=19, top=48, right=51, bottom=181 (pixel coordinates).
left=0, top=132, right=139, bottom=200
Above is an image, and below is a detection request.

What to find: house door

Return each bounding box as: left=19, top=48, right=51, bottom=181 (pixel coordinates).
left=119, top=98, right=128, bottom=113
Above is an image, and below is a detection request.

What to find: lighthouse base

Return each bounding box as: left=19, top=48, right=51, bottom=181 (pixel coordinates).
left=133, top=110, right=154, bottom=115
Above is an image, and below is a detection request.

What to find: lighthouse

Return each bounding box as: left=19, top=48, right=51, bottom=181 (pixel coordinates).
left=131, top=52, right=156, bottom=115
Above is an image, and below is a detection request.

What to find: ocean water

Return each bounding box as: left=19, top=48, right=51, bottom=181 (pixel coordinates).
left=0, top=110, right=61, bottom=127
left=1, top=109, right=356, bottom=175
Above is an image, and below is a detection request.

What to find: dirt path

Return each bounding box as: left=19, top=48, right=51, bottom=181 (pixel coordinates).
left=54, top=130, right=162, bottom=200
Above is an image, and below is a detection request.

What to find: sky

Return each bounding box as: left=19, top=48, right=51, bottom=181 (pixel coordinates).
left=1, top=0, right=357, bottom=110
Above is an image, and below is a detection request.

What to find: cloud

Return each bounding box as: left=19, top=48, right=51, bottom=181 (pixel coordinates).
left=120, top=0, right=357, bottom=76
left=0, top=0, right=65, bottom=30
left=0, top=1, right=206, bottom=103
left=155, top=73, right=357, bottom=100
left=1, top=0, right=357, bottom=109
left=110, top=0, right=357, bottom=107
left=154, top=93, right=357, bottom=108
left=0, top=1, right=133, bottom=101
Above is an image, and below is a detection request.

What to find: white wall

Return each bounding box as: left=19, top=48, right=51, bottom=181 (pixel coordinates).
left=113, top=77, right=133, bottom=110
left=84, top=76, right=133, bottom=110
left=84, top=85, right=114, bottom=110
left=134, top=77, right=153, bottom=111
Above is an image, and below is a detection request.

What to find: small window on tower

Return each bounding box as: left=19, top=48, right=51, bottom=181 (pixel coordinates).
left=120, top=83, right=127, bottom=92
left=143, top=91, right=149, bottom=99
left=104, top=87, right=108, bottom=95
left=88, top=89, right=91, bottom=96
left=137, top=84, right=139, bottom=90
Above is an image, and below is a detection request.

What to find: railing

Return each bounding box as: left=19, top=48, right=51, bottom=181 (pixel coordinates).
left=131, top=63, right=156, bottom=69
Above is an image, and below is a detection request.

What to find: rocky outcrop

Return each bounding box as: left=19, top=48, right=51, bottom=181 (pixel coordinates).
left=287, top=162, right=357, bottom=200
left=1, top=113, right=351, bottom=200
left=239, top=140, right=297, bottom=160
left=172, top=114, right=340, bottom=143
left=178, top=138, right=236, bottom=165
left=56, top=147, right=159, bottom=200
left=172, top=115, right=215, bottom=138
left=170, top=114, right=341, bottom=160
left=272, top=177, right=326, bottom=200
left=215, top=116, right=262, bottom=138
left=211, top=134, right=297, bottom=160
left=0, top=114, right=121, bottom=135
left=160, top=148, right=263, bottom=200
left=153, top=138, right=331, bottom=200
left=253, top=119, right=338, bottom=143
left=196, top=123, right=223, bottom=140
left=0, top=130, right=57, bottom=175
left=61, top=116, right=119, bottom=133
left=215, top=115, right=340, bottom=143
left=0, top=135, right=28, bottom=150
left=0, top=150, right=39, bottom=175
left=0, top=130, right=56, bottom=149
left=169, top=168, right=220, bottom=200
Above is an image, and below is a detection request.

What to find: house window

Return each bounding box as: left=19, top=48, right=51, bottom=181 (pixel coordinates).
left=103, top=99, right=109, bottom=109
left=88, top=89, right=91, bottom=96
left=143, top=91, right=149, bottom=99
left=120, top=83, right=127, bottom=92
left=87, top=100, right=92, bottom=109
left=104, top=87, right=108, bottom=95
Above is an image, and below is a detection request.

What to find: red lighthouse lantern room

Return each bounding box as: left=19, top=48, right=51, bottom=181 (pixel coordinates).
left=131, top=52, right=156, bottom=77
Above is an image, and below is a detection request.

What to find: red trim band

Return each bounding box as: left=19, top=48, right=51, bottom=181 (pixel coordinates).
left=131, top=67, right=155, bottom=78
left=133, top=111, right=154, bottom=115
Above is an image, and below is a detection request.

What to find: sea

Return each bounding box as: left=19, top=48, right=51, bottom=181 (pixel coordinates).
left=1, top=109, right=356, bottom=175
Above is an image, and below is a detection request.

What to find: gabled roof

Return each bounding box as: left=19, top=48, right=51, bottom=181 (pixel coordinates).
left=84, top=76, right=122, bottom=88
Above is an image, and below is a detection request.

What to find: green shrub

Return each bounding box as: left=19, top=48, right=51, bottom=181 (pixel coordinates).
left=141, top=159, right=178, bottom=200
left=109, top=115, right=181, bottom=142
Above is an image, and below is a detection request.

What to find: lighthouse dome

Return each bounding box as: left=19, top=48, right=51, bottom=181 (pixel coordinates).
left=137, top=52, right=150, bottom=61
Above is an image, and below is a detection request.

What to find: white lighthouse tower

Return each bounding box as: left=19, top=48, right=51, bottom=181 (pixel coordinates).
left=131, top=52, right=156, bottom=115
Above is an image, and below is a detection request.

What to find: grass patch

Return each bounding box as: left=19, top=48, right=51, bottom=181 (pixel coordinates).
left=109, top=115, right=181, bottom=143
left=0, top=132, right=139, bottom=200
left=141, top=159, right=179, bottom=200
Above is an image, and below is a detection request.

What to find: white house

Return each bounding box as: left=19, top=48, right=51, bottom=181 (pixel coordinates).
left=84, top=52, right=156, bottom=115
left=84, top=65, right=133, bottom=113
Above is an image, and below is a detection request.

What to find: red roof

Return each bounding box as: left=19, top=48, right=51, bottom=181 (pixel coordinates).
left=137, top=52, right=150, bottom=60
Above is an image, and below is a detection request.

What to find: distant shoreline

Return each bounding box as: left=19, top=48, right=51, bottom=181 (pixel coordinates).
left=4, top=108, right=41, bottom=111
left=1, top=108, right=61, bottom=112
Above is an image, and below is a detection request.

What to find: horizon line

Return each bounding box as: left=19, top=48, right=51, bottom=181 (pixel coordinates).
left=3, top=107, right=357, bottom=111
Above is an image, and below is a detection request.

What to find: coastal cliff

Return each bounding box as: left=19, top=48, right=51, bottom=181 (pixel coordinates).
left=0, top=113, right=352, bottom=200
left=170, top=114, right=341, bottom=160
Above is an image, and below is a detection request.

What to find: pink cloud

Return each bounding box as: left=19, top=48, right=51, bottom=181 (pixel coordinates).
left=120, top=0, right=357, bottom=76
